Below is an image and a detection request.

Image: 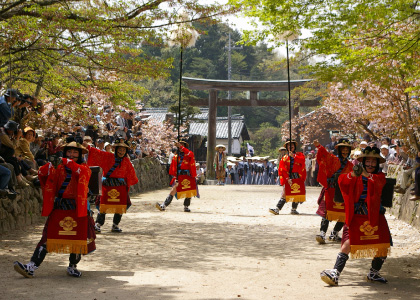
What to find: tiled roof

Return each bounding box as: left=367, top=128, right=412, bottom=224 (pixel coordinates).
left=143, top=108, right=208, bottom=122
left=143, top=108, right=249, bottom=140
left=189, top=117, right=249, bottom=140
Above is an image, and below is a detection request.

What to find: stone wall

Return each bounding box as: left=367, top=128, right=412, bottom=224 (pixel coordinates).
left=129, top=157, right=169, bottom=194
left=389, top=187, right=420, bottom=229
left=387, top=165, right=420, bottom=229
left=0, top=157, right=169, bottom=235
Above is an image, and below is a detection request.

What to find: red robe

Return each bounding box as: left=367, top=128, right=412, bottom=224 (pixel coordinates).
left=316, top=145, right=353, bottom=221
left=339, top=172, right=386, bottom=227
left=339, top=172, right=390, bottom=258
left=278, top=152, right=306, bottom=202
left=87, top=146, right=138, bottom=188
left=38, top=159, right=93, bottom=254
left=169, top=146, right=197, bottom=178
left=278, top=152, right=306, bottom=186
left=169, top=146, right=197, bottom=198
left=38, top=159, right=91, bottom=218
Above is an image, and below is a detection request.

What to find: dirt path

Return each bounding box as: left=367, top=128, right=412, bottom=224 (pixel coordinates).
left=1, top=186, right=420, bottom=300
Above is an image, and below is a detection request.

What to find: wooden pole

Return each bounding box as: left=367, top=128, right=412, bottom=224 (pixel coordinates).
left=286, top=40, right=292, bottom=149
left=176, top=46, right=183, bottom=180
left=206, top=89, right=217, bottom=180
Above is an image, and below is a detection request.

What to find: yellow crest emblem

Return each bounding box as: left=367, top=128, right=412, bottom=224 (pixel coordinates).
left=360, top=221, right=379, bottom=240
left=181, top=178, right=191, bottom=189
left=59, top=217, right=77, bottom=235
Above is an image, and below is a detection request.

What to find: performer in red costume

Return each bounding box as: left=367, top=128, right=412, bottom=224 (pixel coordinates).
left=85, top=138, right=138, bottom=233
left=269, top=139, right=306, bottom=215
left=314, top=138, right=354, bottom=244
left=14, top=141, right=94, bottom=278
left=156, top=141, right=198, bottom=212
left=320, top=146, right=391, bottom=286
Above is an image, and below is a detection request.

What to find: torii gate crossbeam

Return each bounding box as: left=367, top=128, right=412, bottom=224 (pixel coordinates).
left=182, top=77, right=316, bottom=181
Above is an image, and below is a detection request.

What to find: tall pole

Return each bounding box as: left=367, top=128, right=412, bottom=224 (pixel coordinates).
left=227, top=33, right=232, bottom=155
left=177, top=46, right=183, bottom=180
left=286, top=39, right=292, bottom=147
left=178, top=46, right=183, bottom=142
left=225, top=32, right=242, bottom=155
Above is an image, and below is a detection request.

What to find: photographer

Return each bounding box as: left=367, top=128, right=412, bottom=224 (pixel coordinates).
left=0, top=120, right=32, bottom=187
left=13, top=94, right=43, bottom=126
left=0, top=89, right=18, bottom=127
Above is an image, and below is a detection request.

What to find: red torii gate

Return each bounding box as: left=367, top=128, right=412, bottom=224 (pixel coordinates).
left=183, top=77, right=318, bottom=181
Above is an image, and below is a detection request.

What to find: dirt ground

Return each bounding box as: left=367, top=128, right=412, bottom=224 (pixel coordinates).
left=1, top=185, right=420, bottom=300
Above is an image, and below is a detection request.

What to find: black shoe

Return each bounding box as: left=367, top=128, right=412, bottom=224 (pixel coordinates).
left=155, top=202, right=165, bottom=211
left=184, top=206, right=191, bottom=212
left=290, top=209, right=299, bottom=215
left=316, top=232, right=326, bottom=244
left=67, top=265, right=82, bottom=277
left=6, top=188, right=17, bottom=200
left=14, top=261, right=37, bottom=278
left=8, top=187, right=19, bottom=194
left=269, top=208, right=280, bottom=215
left=367, top=269, right=388, bottom=283
left=328, top=232, right=342, bottom=242
left=111, top=224, right=122, bottom=232
left=94, top=223, right=101, bottom=234
left=320, top=269, right=340, bottom=286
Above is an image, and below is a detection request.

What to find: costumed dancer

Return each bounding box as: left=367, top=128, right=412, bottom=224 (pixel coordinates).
left=214, top=144, right=227, bottom=185
left=156, top=141, right=198, bottom=212
left=314, top=138, right=354, bottom=244
left=85, top=138, right=138, bottom=233
left=269, top=140, right=306, bottom=215
left=14, top=142, right=95, bottom=278
left=320, top=146, right=391, bottom=285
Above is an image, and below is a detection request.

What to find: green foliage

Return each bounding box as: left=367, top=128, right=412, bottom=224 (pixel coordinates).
left=249, top=122, right=283, bottom=157
left=228, top=0, right=420, bottom=85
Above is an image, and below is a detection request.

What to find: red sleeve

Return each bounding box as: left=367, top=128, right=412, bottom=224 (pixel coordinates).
left=295, top=152, right=306, bottom=181
left=366, top=173, right=386, bottom=227
left=278, top=157, right=288, bottom=186
left=76, top=164, right=91, bottom=217
left=189, top=155, right=197, bottom=177
left=39, top=163, right=58, bottom=217
left=316, top=145, right=339, bottom=188
left=169, top=155, right=177, bottom=176
left=123, top=158, right=139, bottom=187
left=338, top=172, right=358, bottom=226
left=87, top=145, right=114, bottom=168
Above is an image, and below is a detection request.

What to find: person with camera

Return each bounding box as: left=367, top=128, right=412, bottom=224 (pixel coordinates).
left=14, top=141, right=95, bottom=278
left=0, top=89, right=17, bottom=127
left=313, top=138, right=354, bottom=244
left=0, top=120, right=35, bottom=187
left=84, top=138, right=138, bottom=233
left=13, top=94, right=44, bottom=126
left=156, top=140, right=198, bottom=212
left=320, top=146, right=391, bottom=286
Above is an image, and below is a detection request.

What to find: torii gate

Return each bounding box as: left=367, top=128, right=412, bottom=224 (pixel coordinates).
left=182, top=77, right=319, bottom=181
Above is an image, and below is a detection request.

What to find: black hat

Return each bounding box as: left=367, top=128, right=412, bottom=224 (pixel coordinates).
left=357, top=146, right=386, bottom=164
left=284, top=139, right=297, bottom=147
left=4, top=120, right=19, bottom=132
left=335, top=138, right=353, bottom=149
left=4, top=89, right=18, bottom=98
